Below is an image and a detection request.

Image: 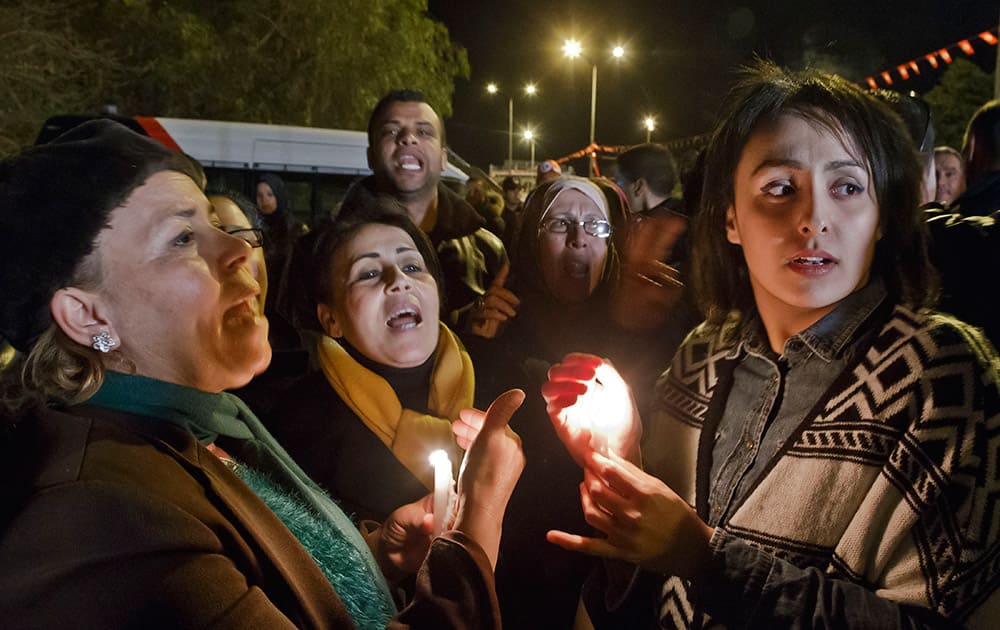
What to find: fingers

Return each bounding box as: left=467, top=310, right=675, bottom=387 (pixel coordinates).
left=585, top=450, right=647, bottom=494
left=481, top=389, right=526, bottom=432
left=545, top=530, right=620, bottom=559
left=454, top=408, right=486, bottom=449
left=490, top=263, right=510, bottom=289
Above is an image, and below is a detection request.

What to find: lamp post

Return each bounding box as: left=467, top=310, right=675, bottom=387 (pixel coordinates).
left=522, top=128, right=536, bottom=165
left=487, top=82, right=538, bottom=167
left=563, top=40, right=625, bottom=176
left=644, top=116, right=655, bottom=143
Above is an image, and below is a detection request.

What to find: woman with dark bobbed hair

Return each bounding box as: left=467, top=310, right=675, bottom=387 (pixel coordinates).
left=0, top=120, right=524, bottom=628
left=543, top=62, right=999, bottom=628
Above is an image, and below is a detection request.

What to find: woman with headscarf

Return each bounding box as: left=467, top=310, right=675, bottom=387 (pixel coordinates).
left=0, top=120, right=524, bottom=628
left=256, top=172, right=307, bottom=349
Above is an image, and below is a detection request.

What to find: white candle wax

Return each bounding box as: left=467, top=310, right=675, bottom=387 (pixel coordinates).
left=428, top=449, right=453, bottom=536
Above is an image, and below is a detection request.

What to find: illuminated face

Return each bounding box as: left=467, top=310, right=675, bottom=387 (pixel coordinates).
left=726, top=114, right=881, bottom=334
left=256, top=182, right=278, bottom=215
left=318, top=223, right=440, bottom=368
left=367, top=101, right=447, bottom=201
left=99, top=172, right=271, bottom=391
left=537, top=189, right=609, bottom=304
left=934, top=152, right=965, bottom=204
left=210, top=195, right=268, bottom=309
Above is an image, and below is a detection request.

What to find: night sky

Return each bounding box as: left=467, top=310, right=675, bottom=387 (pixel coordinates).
left=427, top=0, right=999, bottom=173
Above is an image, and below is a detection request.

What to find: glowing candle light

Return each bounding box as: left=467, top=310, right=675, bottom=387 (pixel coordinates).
left=428, top=449, right=454, bottom=536
left=563, top=363, right=631, bottom=456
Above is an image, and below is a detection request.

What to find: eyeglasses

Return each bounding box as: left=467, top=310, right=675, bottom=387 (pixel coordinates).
left=539, top=217, right=611, bottom=238
left=907, top=91, right=933, bottom=153
left=222, top=226, right=264, bottom=248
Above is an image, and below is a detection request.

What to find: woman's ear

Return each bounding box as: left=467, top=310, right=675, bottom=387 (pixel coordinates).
left=725, top=205, right=742, bottom=245
left=316, top=303, right=343, bottom=338
left=50, top=288, right=117, bottom=350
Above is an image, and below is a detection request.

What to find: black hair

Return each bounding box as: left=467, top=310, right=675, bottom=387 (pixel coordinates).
left=616, top=143, right=678, bottom=197
left=694, top=61, right=937, bottom=325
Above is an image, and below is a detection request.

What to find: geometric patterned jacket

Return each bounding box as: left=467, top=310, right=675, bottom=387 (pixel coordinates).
left=643, top=304, right=1000, bottom=629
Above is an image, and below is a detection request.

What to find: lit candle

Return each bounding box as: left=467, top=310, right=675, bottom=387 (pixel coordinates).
left=428, top=449, right=454, bottom=536
left=563, top=363, right=630, bottom=457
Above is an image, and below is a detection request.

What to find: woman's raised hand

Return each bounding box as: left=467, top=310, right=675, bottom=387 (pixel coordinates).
left=541, top=353, right=642, bottom=467
left=452, top=389, right=526, bottom=568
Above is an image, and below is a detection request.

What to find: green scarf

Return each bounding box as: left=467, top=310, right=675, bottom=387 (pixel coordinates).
left=87, top=370, right=396, bottom=627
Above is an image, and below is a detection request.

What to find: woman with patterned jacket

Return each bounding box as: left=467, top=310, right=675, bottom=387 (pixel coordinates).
left=541, top=62, right=1000, bottom=628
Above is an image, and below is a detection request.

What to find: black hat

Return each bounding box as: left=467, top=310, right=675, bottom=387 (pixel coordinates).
left=501, top=176, right=519, bottom=191
left=0, top=119, right=202, bottom=351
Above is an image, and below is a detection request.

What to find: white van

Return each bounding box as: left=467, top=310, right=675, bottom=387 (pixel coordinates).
left=36, top=115, right=469, bottom=226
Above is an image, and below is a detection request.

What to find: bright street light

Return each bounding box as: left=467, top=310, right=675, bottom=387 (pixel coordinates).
left=486, top=82, right=539, bottom=166
left=563, top=40, right=625, bottom=175
left=644, top=116, right=655, bottom=142
left=522, top=128, right=536, bottom=165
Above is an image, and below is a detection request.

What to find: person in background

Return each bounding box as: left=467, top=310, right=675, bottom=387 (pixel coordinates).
left=343, top=90, right=507, bottom=324
left=611, top=143, right=699, bottom=339
left=465, top=176, right=505, bottom=238
left=499, top=176, right=524, bottom=252
left=0, top=119, right=525, bottom=628
left=951, top=100, right=1000, bottom=216
left=543, top=62, right=1000, bottom=629
left=255, top=172, right=307, bottom=349
left=934, top=145, right=966, bottom=205
left=535, top=159, right=562, bottom=187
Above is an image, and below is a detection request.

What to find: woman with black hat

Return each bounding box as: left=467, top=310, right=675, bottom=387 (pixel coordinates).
left=0, top=120, right=524, bottom=628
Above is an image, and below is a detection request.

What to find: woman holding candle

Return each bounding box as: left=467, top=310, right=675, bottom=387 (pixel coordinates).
left=542, top=63, right=1000, bottom=628
left=266, top=197, right=474, bottom=525
left=0, top=120, right=525, bottom=628
left=463, top=176, right=660, bottom=629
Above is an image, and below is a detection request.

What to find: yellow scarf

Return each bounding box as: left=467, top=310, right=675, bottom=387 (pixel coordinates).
left=316, top=323, right=473, bottom=489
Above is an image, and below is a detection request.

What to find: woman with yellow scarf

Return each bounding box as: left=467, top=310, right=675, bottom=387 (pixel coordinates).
left=268, top=197, right=475, bottom=524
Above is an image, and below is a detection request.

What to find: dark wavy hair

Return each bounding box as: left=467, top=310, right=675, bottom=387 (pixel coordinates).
left=693, top=61, right=938, bottom=326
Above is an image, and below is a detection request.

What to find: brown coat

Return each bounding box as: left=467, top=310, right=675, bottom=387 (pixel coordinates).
left=0, top=405, right=500, bottom=629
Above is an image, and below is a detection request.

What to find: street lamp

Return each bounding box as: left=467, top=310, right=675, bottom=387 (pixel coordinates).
left=643, top=116, right=655, bottom=142
left=486, top=82, right=538, bottom=167
left=522, top=128, right=536, bottom=165
left=563, top=39, right=625, bottom=175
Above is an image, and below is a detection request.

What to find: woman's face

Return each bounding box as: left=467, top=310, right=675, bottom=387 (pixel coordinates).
left=98, top=171, right=271, bottom=391
left=318, top=223, right=440, bottom=368
left=726, top=113, right=880, bottom=333
left=537, top=188, right=609, bottom=303
left=210, top=195, right=268, bottom=307
left=256, top=182, right=277, bottom=215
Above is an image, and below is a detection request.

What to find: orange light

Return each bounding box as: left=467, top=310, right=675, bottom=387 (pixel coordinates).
left=925, top=53, right=939, bottom=68
left=881, top=71, right=893, bottom=85
left=981, top=31, right=998, bottom=45
left=897, top=64, right=910, bottom=80
left=866, top=77, right=878, bottom=90
left=959, top=40, right=974, bottom=55
left=939, top=48, right=952, bottom=63
left=909, top=61, right=920, bottom=74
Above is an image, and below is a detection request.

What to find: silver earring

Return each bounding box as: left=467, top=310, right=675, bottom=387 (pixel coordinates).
left=91, top=331, right=117, bottom=353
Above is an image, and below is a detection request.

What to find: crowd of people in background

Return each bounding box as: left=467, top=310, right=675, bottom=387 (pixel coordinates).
left=1, top=60, right=999, bottom=630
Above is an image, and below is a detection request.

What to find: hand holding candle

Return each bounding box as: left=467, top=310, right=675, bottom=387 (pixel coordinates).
left=428, top=449, right=456, bottom=536
left=543, top=353, right=641, bottom=466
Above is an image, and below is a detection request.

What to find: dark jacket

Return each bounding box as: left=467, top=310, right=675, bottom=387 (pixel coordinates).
left=948, top=170, right=1000, bottom=216
left=265, top=370, right=430, bottom=523
left=0, top=405, right=500, bottom=629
